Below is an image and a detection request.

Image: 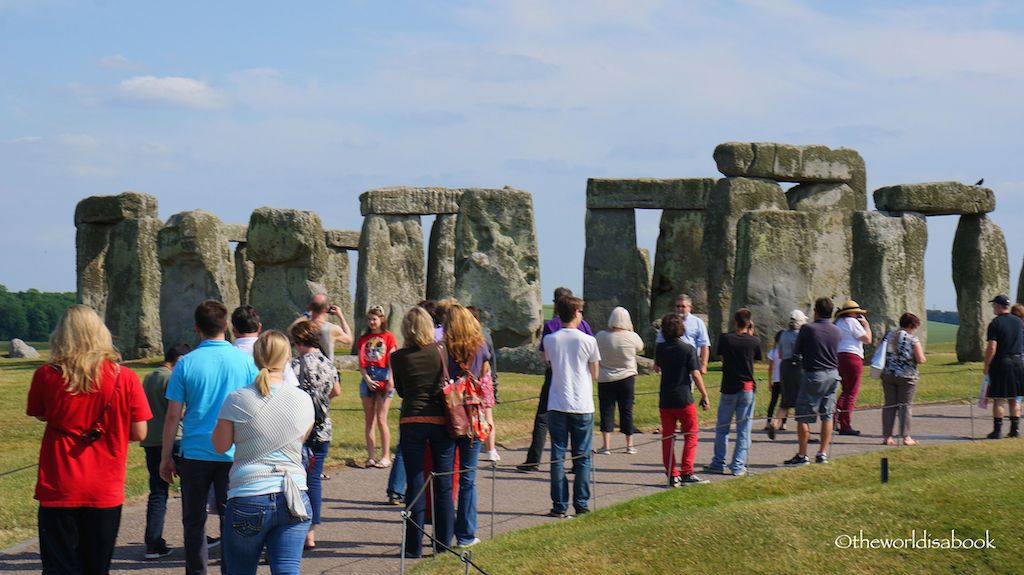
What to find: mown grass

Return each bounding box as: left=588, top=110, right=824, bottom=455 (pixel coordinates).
left=0, top=323, right=982, bottom=548
left=414, top=440, right=1024, bottom=575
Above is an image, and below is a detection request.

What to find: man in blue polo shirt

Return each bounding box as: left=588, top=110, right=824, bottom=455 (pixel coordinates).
left=160, top=300, right=257, bottom=575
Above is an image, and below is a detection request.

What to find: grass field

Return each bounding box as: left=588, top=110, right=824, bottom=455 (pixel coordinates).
left=0, top=322, right=981, bottom=548
left=413, top=439, right=1024, bottom=575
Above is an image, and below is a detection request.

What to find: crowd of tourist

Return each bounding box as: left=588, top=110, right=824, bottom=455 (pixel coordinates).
left=24, top=286, right=1024, bottom=573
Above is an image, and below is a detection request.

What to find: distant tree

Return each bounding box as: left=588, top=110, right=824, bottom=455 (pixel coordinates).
left=926, top=309, right=959, bottom=325
left=0, top=285, right=75, bottom=341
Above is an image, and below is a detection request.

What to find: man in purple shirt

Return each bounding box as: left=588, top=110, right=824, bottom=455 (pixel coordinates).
left=517, top=287, right=593, bottom=472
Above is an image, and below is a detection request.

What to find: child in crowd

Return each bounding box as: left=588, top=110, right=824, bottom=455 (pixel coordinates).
left=357, top=305, right=398, bottom=468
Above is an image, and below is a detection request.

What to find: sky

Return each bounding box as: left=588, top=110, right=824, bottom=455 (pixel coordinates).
left=2, top=0, right=1023, bottom=310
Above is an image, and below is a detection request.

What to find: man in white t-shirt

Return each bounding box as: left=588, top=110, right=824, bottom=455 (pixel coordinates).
left=231, top=305, right=299, bottom=386
left=543, top=296, right=601, bottom=518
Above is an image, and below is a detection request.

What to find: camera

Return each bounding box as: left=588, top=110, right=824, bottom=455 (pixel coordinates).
left=82, top=428, right=103, bottom=442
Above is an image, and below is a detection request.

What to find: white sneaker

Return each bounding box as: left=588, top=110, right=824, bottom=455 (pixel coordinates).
left=625, top=446, right=638, bottom=455
left=480, top=449, right=501, bottom=462
left=458, top=537, right=481, bottom=548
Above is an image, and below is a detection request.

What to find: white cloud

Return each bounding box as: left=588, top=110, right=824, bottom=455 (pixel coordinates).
left=98, top=54, right=144, bottom=71
left=114, top=76, right=227, bottom=109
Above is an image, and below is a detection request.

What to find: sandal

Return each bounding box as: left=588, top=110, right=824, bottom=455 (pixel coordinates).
left=882, top=437, right=896, bottom=446
left=374, top=458, right=392, bottom=469
left=365, top=458, right=379, bottom=468
left=902, top=437, right=918, bottom=446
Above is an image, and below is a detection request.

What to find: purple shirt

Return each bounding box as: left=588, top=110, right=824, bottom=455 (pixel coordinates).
left=539, top=317, right=593, bottom=352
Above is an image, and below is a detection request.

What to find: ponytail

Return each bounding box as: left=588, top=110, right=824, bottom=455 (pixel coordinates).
left=254, top=367, right=273, bottom=397
left=252, top=330, right=291, bottom=397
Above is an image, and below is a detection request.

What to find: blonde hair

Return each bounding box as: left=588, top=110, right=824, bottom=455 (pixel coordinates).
left=49, top=304, right=121, bottom=395
left=607, top=307, right=633, bottom=331
left=402, top=307, right=436, bottom=348
left=253, top=330, right=291, bottom=396
left=444, top=304, right=485, bottom=365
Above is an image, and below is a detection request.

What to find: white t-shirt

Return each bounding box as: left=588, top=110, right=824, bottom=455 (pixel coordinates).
left=767, top=347, right=781, bottom=382
left=836, top=317, right=867, bottom=357
left=544, top=328, right=601, bottom=414
left=234, top=337, right=300, bottom=386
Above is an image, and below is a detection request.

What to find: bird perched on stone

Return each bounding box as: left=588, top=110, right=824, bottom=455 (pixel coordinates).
left=975, top=178, right=984, bottom=186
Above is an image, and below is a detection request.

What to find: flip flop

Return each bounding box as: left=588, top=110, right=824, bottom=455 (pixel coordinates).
left=374, top=458, right=392, bottom=469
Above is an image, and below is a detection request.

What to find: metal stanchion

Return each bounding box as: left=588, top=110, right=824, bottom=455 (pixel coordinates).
left=429, top=473, right=437, bottom=557
left=463, top=550, right=473, bottom=575
left=590, top=450, right=597, bottom=510
left=970, top=399, right=976, bottom=440
left=400, top=510, right=408, bottom=574
left=490, top=461, right=496, bottom=539
left=669, top=432, right=677, bottom=487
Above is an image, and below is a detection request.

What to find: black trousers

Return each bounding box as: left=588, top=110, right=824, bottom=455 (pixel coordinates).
left=38, top=505, right=122, bottom=575
left=598, top=376, right=635, bottom=434
left=178, top=458, right=230, bottom=575
left=767, top=381, right=782, bottom=419
left=524, top=368, right=553, bottom=465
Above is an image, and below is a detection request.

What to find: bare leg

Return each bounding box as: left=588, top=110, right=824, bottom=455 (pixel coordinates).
left=797, top=422, right=810, bottom=456
left=993, top=399, right=1005, bottom=419
left=601, top=431, right=611, bottom=451
left=819, top=419, right=834, bottom=454
left=376, top=395, right=392, bottom=464
left=362, top=396, right=377, bottom=461
left=485, top=408, right=496, bottom=452
left=1010, top=398, right=1021, bottom=418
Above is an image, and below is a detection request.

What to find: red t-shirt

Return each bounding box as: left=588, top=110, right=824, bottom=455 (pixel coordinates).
left=357, top=331, right=396, bottom=369
left=26, top=361, right=152, bottom=507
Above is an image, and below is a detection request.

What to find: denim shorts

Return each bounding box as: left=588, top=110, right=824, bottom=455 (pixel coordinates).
left=795, top=369, right=840, bottom=424
left=359, top=380, right=394, bottom=399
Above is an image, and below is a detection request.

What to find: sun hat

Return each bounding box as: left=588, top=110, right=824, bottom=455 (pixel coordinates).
left=835, top=300, right=867, bottom=317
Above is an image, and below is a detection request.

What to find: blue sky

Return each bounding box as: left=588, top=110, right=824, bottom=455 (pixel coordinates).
left=2, top=0, right=1023, bottom=310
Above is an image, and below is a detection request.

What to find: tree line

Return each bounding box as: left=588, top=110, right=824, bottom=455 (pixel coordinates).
left=0, top=285, right=76, bottom=341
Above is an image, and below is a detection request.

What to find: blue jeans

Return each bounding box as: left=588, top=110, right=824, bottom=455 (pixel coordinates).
left=143, top=446, right=169, bottom=550
left=547, top=411, right=593, bottom=514
left=455, top=437, right=480, bottom=545
left=400, top=423, right=455, bottom=558
left=224, top=492, right=311, bottom=575
left=710, top=391, right=755, bottom=474
left=304, top=439, right=330, bottom=525
left=387, top=437, right=406, bottom=499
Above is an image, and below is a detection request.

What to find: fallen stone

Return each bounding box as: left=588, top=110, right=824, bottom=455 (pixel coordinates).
left=702, top=177, right=788, bottom=344
left=333, top=354, right=359, bottom=373
left=74, top=191, right=159, bottom=225
left=495, top=345, right=548, bottom=375
left=873, top=182, right=995, bottom=216
left=359, top=187, right=463, bottom=215
left=427, top=213, right=457, bottom=301
left=454, top=188, right=543, bottom=348
left=787, top=182, right=865, bottom=212
left=354, top=214, right=425, bottom=337
left=583, top=208, right=651, bottom=339
left=713, top=142, right=866, bottom=194
left=247, top=208, right=330, bottom=331
left=586, top=178, right=715, bottom=210
left=9, top=338, right=40, bottom=358
left=953, top=214, right=1010, bottom=362
left=651, top=210, right=707, bottom=326
left=324, top=230, right=361, bottom=250
left=851, top=211, right=928, bottom=349
left=158, top=210, right=240, bottom=350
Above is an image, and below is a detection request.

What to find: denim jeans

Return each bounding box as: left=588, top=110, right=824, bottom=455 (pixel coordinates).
left=710, top=391, right=755, bottom=474
left=178, top=458, right=230, bottom=575
left=304, top=439, right=330, bottom=525
left=454, top=437, right=480, bottom=545
left=400, top=423, right=455, bottom=558
left=144, top=446, right=170, bottom=549
left=547, top=411, right=593, bottom=514
left=387, top=436, right=406, bottom=498
left=223, top=492, right=311, bottom=575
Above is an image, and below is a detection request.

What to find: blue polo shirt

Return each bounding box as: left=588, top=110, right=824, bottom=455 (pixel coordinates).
left=166, top=339, right=258, bottom=461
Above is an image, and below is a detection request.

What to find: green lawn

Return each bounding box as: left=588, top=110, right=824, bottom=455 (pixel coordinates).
left=0, top=323, right=982, bottom=548
left=414, top=440, right=1024, bottom=575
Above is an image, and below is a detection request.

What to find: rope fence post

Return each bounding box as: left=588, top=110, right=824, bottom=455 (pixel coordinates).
left=400, top=510, right=408, bottom=574
left=462, top=550, right=473, bottom=575
left=428, top=472, right=437, bottom=557
left=970, top=397, right=975, bottom=441
left=490, top=461, right=496, bottom=539
left=590, top=449, right=597, bottom=511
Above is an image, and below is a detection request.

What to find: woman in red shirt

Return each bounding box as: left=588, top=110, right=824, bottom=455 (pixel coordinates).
left=356, top=305, right=398, bottom=467
left=26, top=304, right=152, bottom=574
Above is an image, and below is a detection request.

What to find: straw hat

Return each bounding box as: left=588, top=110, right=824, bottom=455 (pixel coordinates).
left=835, top=300, right=867, bottom=317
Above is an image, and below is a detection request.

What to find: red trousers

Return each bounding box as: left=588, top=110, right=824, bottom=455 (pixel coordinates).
left=660, top=405, right=699, bottom=477
left=835, top=352, right=863, bottom=431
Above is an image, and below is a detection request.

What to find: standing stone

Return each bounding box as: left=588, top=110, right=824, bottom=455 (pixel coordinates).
left=583, top=208, right=650, bottom=337
left=354, top=214, right=425, bottom=337
left=636, top=247, right=653, bottom=353
left=651, top=210, right=706, bottom=323
left=713, top=142, right=867, bottom=195
left=702, top=177, right=788, bottom=344
left=158, top=210, right=240, bottom=350
left=426, top=214, right=458, bottom=301
left=9, top=338, right=40, bottom=358
left=851, top=211, right=928, bottom=349
left=74, top=192, right=162, bottom=359
left=454, top=188, right=543, bottom=348
left=247, top=208, right=329, bottom=332
left=953, top=214, right=1010, bottom=362
left=1018, top=256, right=1024, bottom=307
left=323, top=244, right=354, bottom=331
left=235, top=243, right=253, bottom=306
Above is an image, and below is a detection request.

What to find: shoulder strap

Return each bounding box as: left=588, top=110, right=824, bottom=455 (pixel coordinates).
left=436, top=343, right=450, bottom=385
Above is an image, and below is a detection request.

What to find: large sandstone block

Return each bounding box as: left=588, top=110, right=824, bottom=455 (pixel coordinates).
left=74, top=191, right=159, bottom=225
left=360, top=187, right=463, bottom=215
left=354, top=214, right=425, bottom=337
left=851, top=211, right=928, bottom=349
left=323, top=245, right=354, bottom=331
left=713, top=142, right=866, bottom=194
left=953, top=214, right=1010, bottom=362
left=454, top=188, right=543, bottom=348
left=585, top=178, right=715, bottom=210
left=247, top=208, right=329, bottom=331
left=235, top=243, right=253, bottom=305
left=158, top=210, right=240, bottom=350
left=76, top=223, right=111, bottom=316
left=787, top=182, right=865, bottom=212
left=873, top=182, right=995, bottom=216
left=222, top=224, right=248, bottom=243
left=583, top=209, right=650, bottom=340
left=427, top=214, right=457, bottom=301
left=702, top=177, right=788, bottom=344
left=651, top=210, right=706, bottom=324
left=324, top=230, right=360, bottom=250
left=104, top=216, right=163, bottom=359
